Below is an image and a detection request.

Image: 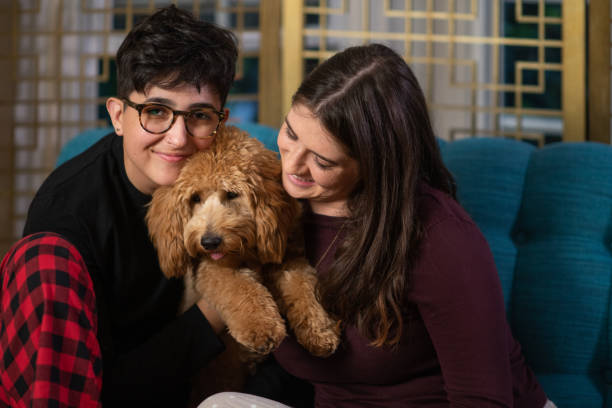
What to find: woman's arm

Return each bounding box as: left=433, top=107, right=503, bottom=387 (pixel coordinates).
left=411, top=217, right=513, bottom=407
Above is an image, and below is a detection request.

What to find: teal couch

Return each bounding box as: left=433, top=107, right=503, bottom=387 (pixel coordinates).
left=59, top=126, right=612, bottom=407
left=440, top=138, right=612, bottom=408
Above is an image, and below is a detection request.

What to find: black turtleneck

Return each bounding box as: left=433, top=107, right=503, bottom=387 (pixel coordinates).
left=24, top=132, right=224, bottom=407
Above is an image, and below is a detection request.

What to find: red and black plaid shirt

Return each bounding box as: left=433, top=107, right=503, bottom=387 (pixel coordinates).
left=0, top=232, right=102, bottom=407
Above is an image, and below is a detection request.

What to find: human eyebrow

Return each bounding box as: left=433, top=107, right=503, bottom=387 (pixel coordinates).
left=143, top=97, right=219, bottom=111
left=143, top=97, right=173, bottom=106
left=285, top=117, right=338, bottom=166
left=188, top=102, right=221, bottom=111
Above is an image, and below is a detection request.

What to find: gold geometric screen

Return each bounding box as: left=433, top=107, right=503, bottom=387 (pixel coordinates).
left=0, top=0, right=279, bottom=254
left=0, top=0, right=594, bottom=255
left=587, top=0, right=611, bottom=144
left=282, top=0, right=584, bottom=145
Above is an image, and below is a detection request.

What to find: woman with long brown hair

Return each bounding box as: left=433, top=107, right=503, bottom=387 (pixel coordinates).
left=264, top=43, right=554, bottom=407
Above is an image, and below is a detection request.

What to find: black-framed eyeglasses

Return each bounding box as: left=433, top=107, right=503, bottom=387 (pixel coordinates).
left=121, top=97, right=225, bottom=139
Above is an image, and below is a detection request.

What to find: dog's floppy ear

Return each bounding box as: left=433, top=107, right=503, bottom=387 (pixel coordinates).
left=146, top=185, right=191, bottom=278
left=253, top=167, right=301, bottom=265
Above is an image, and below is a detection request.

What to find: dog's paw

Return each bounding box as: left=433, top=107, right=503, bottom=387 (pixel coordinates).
left=229, top=316, right=287, bottom=355
left=292, top=307, right=341, bottom=358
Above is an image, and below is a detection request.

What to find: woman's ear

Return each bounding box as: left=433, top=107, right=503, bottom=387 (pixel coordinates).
left=221, top=107, right=230, bottom=125
left=106, top=97, right=125, bottom=135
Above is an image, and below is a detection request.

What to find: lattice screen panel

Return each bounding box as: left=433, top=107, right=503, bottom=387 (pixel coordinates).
left=587, top=0, right=612, bottom=144
left=283, top=0, right=582, bottom=146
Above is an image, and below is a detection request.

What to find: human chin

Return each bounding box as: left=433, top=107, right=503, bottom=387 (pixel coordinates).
left=150, top=165, right=183, bottom=188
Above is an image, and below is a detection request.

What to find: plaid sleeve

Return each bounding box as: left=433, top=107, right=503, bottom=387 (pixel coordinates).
left=0, top=232, right=102, bottom=408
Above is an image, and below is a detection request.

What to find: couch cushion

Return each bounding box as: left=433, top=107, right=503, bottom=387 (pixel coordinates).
left=511, top=142, right=612, bottom=385
left=56, top=127, right=114, bottom=166
left=536, top=373, right=604, bottom=408
left=441, top=138, right=535, bottom=310
left=443, top=139, right=612, bottom=406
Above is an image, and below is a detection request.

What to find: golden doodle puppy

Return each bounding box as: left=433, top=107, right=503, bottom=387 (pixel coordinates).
left=146, top=125, right=340, bottom=397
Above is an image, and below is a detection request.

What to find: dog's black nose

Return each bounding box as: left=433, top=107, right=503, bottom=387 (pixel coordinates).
left=201, top=235, right=222, bottom=250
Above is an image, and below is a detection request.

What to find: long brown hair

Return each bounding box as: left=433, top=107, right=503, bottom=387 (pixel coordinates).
left=293, top=44, right=456, bottom=347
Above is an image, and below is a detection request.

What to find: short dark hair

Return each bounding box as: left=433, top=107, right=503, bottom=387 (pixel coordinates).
left=293, top=43, right=456, bottom=347
left=115, top=5, right=238, bottom=106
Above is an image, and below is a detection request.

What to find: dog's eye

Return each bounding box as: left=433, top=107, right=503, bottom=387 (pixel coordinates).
left=190, top=193, right=201, bottom=203
left=226, top=191, right=239, bottom=200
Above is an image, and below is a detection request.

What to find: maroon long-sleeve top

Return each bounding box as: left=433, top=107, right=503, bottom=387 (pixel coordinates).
left=273, top=183, right=547, bottom=407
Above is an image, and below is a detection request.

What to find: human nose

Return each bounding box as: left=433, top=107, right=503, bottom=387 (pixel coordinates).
left=282, top=142, right=308, bottom=173
left=165, top=114, right=189, bottom=147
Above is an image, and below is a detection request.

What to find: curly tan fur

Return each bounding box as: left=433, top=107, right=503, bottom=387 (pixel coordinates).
left=145, top=125, right=340, bottom=403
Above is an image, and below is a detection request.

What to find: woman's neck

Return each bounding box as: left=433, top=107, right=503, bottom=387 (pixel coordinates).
left=308, top=200, right=350, bottom=217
